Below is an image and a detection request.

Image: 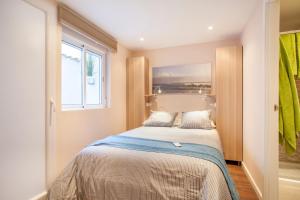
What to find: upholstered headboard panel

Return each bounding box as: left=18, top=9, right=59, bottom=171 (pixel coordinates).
left=150, top=94, right=216, bottom=121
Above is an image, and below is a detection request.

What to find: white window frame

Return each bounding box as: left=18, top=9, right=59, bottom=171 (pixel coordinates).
left=61, top=32, right=108, bottom=111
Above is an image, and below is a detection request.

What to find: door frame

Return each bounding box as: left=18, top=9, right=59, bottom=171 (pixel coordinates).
left=263, top=0, right=280, bottom=199
left=25, top=0, right=58, bottom=189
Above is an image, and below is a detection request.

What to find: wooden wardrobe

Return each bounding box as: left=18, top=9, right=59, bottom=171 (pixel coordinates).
left=216, top=46, right=243, bottom=162
left=126, top=57, right=150, bottom=130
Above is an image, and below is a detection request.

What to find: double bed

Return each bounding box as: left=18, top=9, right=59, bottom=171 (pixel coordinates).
left=49, top=126, right=239, bottom=200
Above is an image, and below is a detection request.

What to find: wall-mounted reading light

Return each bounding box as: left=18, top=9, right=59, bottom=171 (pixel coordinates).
left=158, top=87, right=162, bottom=94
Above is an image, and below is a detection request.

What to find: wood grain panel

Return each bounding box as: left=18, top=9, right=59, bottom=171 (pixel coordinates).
left=216, top=46, right=243, bottom=161
left=58, top=3, right=117, bottom=51
left=127, top=57, right=149, bottom=130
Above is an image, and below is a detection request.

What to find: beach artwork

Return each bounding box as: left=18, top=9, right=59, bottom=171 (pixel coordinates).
left=152, top=63, right=212, bottom=95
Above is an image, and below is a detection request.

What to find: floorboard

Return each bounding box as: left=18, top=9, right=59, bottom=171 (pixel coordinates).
left=227, top=164, right=259, bottom=200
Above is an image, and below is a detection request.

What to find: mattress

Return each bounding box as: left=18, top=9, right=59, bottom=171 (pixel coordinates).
left=48, top=127, right=235, bottom=200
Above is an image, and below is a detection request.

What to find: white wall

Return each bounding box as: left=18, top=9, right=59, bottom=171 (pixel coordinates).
left=0, top=0, right=47, bottom=199
left=241, top=1, right=265, bottom=197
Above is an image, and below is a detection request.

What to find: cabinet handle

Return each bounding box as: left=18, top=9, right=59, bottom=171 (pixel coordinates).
left=50, top=98, right=56, bottom=126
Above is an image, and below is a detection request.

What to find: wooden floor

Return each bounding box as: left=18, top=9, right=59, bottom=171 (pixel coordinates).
left=227, top=164, right=259, bottom=200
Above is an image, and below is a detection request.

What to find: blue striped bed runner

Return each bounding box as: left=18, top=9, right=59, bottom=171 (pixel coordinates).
left=91, top=135, right=239, bottom=200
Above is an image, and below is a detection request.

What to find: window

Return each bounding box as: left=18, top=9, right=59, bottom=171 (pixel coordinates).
left=61, top=34, right=108, bottom=110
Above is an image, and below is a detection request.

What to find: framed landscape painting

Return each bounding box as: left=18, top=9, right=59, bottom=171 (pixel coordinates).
left=152, top=63, right=212, bottom=95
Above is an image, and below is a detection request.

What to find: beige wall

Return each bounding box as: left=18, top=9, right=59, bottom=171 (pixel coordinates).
left=133, top=40, right=240, bottom=116
left=241, top=1, right=265, bottom=196
left=56, top=43, right=131, bottom=173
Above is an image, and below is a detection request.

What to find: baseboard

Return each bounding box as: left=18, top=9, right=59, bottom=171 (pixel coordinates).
left=29, top=191, right=47, bottom=200
left=241, top=162, right=263, bottom=200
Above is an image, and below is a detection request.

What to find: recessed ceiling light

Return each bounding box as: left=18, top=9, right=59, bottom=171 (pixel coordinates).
left=140, top=37, right=145, bottom=41
left=208, top=26, right=213, bottom=30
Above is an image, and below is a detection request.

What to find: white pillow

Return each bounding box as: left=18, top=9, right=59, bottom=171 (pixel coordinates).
left=143, top=111, right=177, bottom=127
left=179, top=110, right=215, bottom=129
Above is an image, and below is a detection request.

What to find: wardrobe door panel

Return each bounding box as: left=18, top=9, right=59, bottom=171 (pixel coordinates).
left=216, top=46, right=243, bottom=161
left=127, top=57, right=149, bottom=129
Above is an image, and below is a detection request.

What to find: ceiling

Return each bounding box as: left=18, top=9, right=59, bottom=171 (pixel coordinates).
left=60, top=0, right=259, bottom=50
left=280, top=0, right=300, bottom=32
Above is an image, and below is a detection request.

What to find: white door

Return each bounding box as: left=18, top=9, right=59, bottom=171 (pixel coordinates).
left=0, top=0, right=46, bottom=199
left=264, top=0, right=280, bottom=200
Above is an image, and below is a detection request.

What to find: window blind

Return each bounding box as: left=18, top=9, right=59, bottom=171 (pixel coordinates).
left=58, top=3, right=117, bottom=52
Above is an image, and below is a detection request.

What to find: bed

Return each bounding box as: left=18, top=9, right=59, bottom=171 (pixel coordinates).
left=48, top=126, right=239, bottom=200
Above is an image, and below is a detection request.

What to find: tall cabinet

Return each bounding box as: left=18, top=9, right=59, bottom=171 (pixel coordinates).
left=216, top=46, right=243, bottom=162
left=127, top=57, right=150, bottom=130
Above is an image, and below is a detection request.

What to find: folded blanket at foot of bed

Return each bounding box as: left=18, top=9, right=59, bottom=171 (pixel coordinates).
left=48, top=135, right=239, bottom=200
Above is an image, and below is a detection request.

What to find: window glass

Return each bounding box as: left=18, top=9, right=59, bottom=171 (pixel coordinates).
left=85, top=51, right=102, bottom=105
left=61, top=42, right=83, bottom=107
